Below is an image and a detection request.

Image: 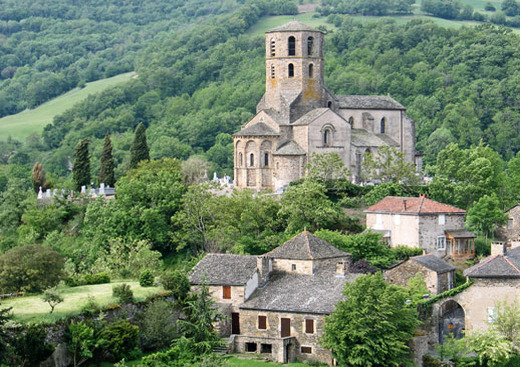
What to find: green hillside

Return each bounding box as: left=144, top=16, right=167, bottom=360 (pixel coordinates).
left=0, top=72, right=134, bottom=142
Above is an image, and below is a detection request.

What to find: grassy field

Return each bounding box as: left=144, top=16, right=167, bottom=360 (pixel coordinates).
left=0, top=71, right=135, bottom=142
left=2, top=281, right=163, bottom=323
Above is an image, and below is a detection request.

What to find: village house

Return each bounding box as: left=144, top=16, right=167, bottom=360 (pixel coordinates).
left=189, top=231, right=357, bottom=365
left=497, top=204, right=520, bottom=244
left=385, top=254, right=456, bottom=295
left=365, top=195, right=475, bottom=259
left=233, top=21, right=417, bottom=191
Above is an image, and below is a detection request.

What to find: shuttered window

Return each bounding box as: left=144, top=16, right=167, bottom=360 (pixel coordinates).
left=301, top=346, right=312, bottom=354
left=258, top=315, right=267, bottom=329
left=305, top=319, right=314, bottom=334
left=223, top=285, right=231, bottom=299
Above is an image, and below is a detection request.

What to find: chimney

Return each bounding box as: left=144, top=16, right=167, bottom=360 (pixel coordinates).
left=512, top=239, right=520, bottom=249
left=403, top=199, right=407, bottom=211
left=257, top=256, right=271, bottom=287
left=419, top=193, right=426, bottom=198
left=491, top=242, right=506, bottom=256
left=335, top=261, right=347, bottom=277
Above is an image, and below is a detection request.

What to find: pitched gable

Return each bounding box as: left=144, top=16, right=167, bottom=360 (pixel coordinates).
left=266, top=231, right=348, bottom=260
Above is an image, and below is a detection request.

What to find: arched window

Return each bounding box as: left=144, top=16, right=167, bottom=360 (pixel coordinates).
left=250, top=153, right=255, bottom=167
left=323, top=129, right=332, bottom=146
left=270, top=39, right=276, bottom=57
left=239, top=153, right=243, bottom=167
left=288, top=36, right=295, bottom=56
left=264, top=153, right=269, bottom=167
left=348, top=116, right=354, bottom=125
left=327, top=101, right=332, bottom=108
left=380, top=118, right=386, bottom=134
left=307, top=37, right=314, bottom=56
left=271, top=64, right=275, bottom=79
left=288, top=63, right=294, bottom=78
left=308, top=64, right=314, bottom=78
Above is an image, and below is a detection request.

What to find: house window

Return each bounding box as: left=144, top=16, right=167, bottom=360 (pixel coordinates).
left=437, top=236, right=446, bottom=250
left=223, top=285, right=231, bottom=299
left=438, top=214, right=446, bottom=225
left=250, top=153, right=254, bottom=167
left=380, top=118, right=386, bottom=133
left=288, top=36, right=295, bottom=56
left=245, top=342, right=257, bottom=352
left=270, top=39, right=276, bottom=57
left=264, top=152, right=269, bottom=167
left=291, top=264, right=296, bottom=271
left=270, top=64, right=275, bottom=79
left=305, top=319, right=314, bottom=334
left=261, top=344, right=272, bottom=354
left=258, top=315, right=267, bottom=330
left=307, top=36, right=314, bottom=55
left=308, top=63, right=314, bottom=78
left=487, top=307, right=496, bottom=323
left=288, top=63, right=294, bottom=77
left=301, top=346, right=312, bottom=354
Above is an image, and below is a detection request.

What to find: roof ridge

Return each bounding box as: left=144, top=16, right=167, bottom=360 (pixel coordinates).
left=418, top=196, right=425, bottom=214
left=504, top=256, right=520, bottom=274
left=465, top=255, right=499, bottom=275
left=306, top=234, right=314, bottom=260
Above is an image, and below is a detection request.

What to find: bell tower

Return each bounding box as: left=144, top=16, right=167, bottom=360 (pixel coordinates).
left=263, top=21, right=326, bottom=115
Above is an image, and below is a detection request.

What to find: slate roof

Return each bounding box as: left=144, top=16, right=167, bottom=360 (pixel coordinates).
left=267, top=20, right=322, bottom=33
left=189, top=254, right=258, bottom=286
left=336, top=95, right=406, bottom=110
left=266, top=231, right=349, bottom=260
left=446, top=229, right=476, bottom=238
left=411, top=254, right=456, bottom=274
left=292, top=108, right=332, bottom=126
left=233, top=122, right=279, bottom=137
left=464, top=247, right=520, bottom=278
left=351, top=129, right=398, bottom=147
left=240, top=271, right=356, bottom=314
left=365, top=196, right=466, bottom=215
left=273, top=140, right=306, bottom=156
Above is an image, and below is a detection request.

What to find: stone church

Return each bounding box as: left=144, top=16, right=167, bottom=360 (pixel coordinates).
left=233, top=21, right=416, bottom=191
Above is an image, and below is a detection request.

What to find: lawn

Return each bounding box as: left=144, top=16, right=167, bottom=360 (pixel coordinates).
left=0, top=71, right=135, bottom=142
left=2, top=281, right=163, bottom=323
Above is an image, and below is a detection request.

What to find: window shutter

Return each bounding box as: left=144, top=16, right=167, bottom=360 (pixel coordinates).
left=258, top=315, right=267, bottom=329
left=305, top=319, right=314, bottom=334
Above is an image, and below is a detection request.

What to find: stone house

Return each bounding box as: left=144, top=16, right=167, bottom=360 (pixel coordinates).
left=189, top=231, right=357, bottom=364
left=497, top=204, right=520, bottom=243
left=365, top=195, right=475, bottom=259
left=233, top=21, right=417, bottom=191
left=385, top=254, right=456, bottom=295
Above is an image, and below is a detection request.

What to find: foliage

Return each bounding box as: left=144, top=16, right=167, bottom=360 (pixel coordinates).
left=320, top=0, right=415, bottom=15
left=72, top=138, right=91, bottom=192
left=362, top=146, right=419, bottom=185
left=490, top=298, right=520, bottom=350
left=181, top=156, right=210, bottom=186
left=391, top=246, right=423, bottom=261
left=81, top=296, right=101, bottom=315
left=466, top=194, right=508, bottom=237
left=0, top=244, right=64, bottom=292
left=160, top=271, right=190, bottom=301
left=32, top=162, right=47, bottom=193
left=9, top=325, right=55, bottom=366
left=362, top=182, right=408, bottom=206
left=421, top=0, right=465, bottom=20
left=81, top=272, right=111, bottom=286
left=305, top=152, right=350, bottom=181
left=42, top=287, right=64, bottom=314
left=139, top=270, right=155, bottom=287
left=475, top=236, right=492, bottom=257
left=322, top=273, right=418, bottom=366
left=0, top=303, right=12, bottom=364
left=129, top=123, right=150, bottom=169
left=99, top=134, right=115, bottom=187
left=66, top=321, right=96, bottom=367
left=112, top=283, right=134, bottom=304
left=418, top=280, right=473, bottom=308
left=407, top=273, right=430, bottom=303
left=97, top=319, right=140, bottom=362
left=466, top=330, right=512, bottom=366
left=140, top=300, right=178, bottom=351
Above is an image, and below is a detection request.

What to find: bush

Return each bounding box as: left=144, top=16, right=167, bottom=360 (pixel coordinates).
left=391, top=246, right=423, bottom=261
left=160, top=271, right=190, bottom=300
left=140, top=300, right=178, bottom=350
left=112, top=284, right=134, bottom=303
left=97, top=320, right=140, bottom=361
left=10, top=324, right=55, bottom=366
left=81, top=272, right=111, bottom=285
left=423, top=354, right=442, bottom=367
left=475, top=236, right=491, bottom=257
left=139, top=270, right=154, bottom=287
left=81, top=296, right=100, bottom=315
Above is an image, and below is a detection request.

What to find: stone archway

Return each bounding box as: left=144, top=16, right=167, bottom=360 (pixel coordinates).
left=439, top=300, right=465, bottom=343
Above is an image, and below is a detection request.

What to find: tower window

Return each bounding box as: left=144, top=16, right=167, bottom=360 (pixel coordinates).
left=288, top=63, right=294, bottom=78
left=271, top=64, right=275, bottom=79
left=348, top=116, right=354, bottom=125
left=323, top=129, right=332, bottom=146
left=264, top=152, right=269, bottom=167
left=327, top=101, right=332, bottom=108
left=270, top=39, right=276, bottom=57
left=288, top=36, right=295, bottom=56
left=309, top=64, right=314, bottom=78
left=307, top=36, right=314, bottom=56
left=250, top=153, right=255, bottom=167
left=239, top=153, right=243, bottom=167
left=380, top=118, right=386, bottom=134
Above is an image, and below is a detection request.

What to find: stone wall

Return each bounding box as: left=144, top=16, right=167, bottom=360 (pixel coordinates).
left=207, top=285, right=245, bottom=312
left=272, top=259, right=313, bottom=275
left=418, top=214, right=465, bottom=256
left=385, top=261, right=441, bottom=295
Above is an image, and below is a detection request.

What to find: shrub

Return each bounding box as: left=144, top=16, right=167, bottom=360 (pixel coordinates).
left=475, top=236, right=491, bottom=257
left=97, top=320, right=140, bottom=361
left=10, top=324, right=55, bottom=366
left=112, top=284, right=134, bottom=303
left=139, top=270, right=154, bottom=287
left=423, top=355, right=442, bottom=367
left=140, top=300, right=178, bottom=350
left=81, top=272, right=111, bottom=285
left=391, top=246, right=423, bottom=261
left=81, top=296, right=100, bottom=315
left=160, top=271, right=190, bottom=300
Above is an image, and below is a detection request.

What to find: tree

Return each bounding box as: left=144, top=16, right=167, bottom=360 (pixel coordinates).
left=10, top=324, right=55, bottom=367
left=0, top=244, right=64, bottom=292
left=32, top=162, right=46, bottom=193
left=160, top=271, right=190, bottom=301
left=322, top=273, right=418, bottom=366
left=66, top=321, right=96, bottom=367
left=140, top=300, right=179, bottom=350
left=305, top=152, right=350, bottom=181
left=362, top=146, right=419, bottom=185
left=0, top=304, right=12, bottom=364
left=181, top=155, right=209, bottom=185
left=99, top=134, right=115, bottom=187
left=466, top=330, right=512, bottom=366
left=42, top=288, right=64, bottom=314
left=97, top=320, right=139, bottom=361
left=129, top=122, right=149, bottom=169
left=502, top=0, right=520, bottom=16
left=73, top=138, right=91, bottom=192
left=466, top=194, right=508, bottom=238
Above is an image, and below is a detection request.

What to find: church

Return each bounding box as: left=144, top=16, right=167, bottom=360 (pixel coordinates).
left=233, top=21, right=416, bottom=191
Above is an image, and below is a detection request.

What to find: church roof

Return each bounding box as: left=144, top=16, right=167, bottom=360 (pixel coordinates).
left=189, top=254, right=258, bottom=286
left=292, top=108, right=331, bottom=126
left=273, top=140, right=306, bottom=155
left=267, top=20, right=322, bottom=33
left=233, top=122, right=279, bottom=137
left=351, top=129, right=398, bottom=147
left=266, top=231, right=349, bottom=260
left=337, top=95, right=406, bottom=110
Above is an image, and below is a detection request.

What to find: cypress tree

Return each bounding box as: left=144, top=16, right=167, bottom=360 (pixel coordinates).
left=72, top=138, right=91, bottom=192
left=129, top=122, right=150, bottom=169
left=32, top=162, right=46, bottom=193
left=99, top=134, right=115, bottom=187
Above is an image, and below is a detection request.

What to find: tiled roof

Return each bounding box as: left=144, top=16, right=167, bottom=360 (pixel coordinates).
left=267, top=21, right=322, bottom=33
left=189, top=254, right=258, bottom=286
left=233, top=122, right=279, bottom=137
left=465, top=247, right=520, bottom=278
left=273, top=140, right=306, bottom=156
left=365, top=196, right=466, bottom=215
left=240, top=271, right=357, bottom=314
left=266, top=231, right=349, bottom=260
left=336, top=95, right=406, bottom=110
left=411, top=254, right=456, bottom=274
